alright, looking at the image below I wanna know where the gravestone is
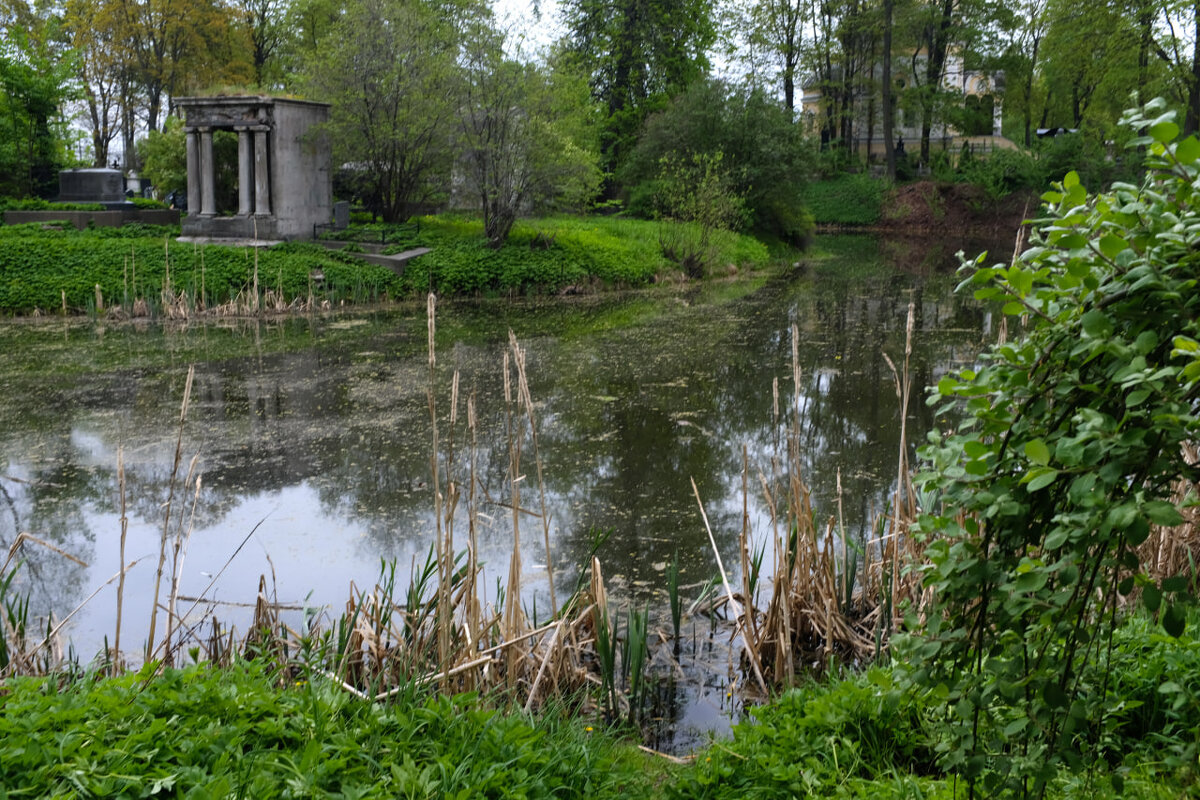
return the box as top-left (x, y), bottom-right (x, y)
top-left (58, 168), bottom-right (126, 204)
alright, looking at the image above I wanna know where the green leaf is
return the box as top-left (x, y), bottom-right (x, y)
top-left (1128, 516), bottom-right (1151, 546)
top-left (1098, 234), bottom-right (1128, 259)
top-left (1043, 682), bottom-right (1069, 709)
top-left (1143, 584), bottom-right (1162, 612)
top-left (1008, 266), bottom-right (1033, 296)
top-left (1025, 439), bottom-right (1051, 466)
top-left (1081, 309), bottom-right (1113, 338)
top-left (1163, 603), bottom-right (1186, 637)
top-left (1003, 717), bottom-right (1029, 737)
top-left (1162, 576), bottom-right (1188, 593)
top-left (1025, 468), bottom-right (1059, 492)
top-left (1150, 120), bottom-right (1180, 143)
top-left (1126, 389), bottom-right (1150, 407)
top-left (1143, 500), bottom-right (1184, 526)
top-left (1175, 135), bottom-right (1200, 164)
top-left (1062, 171), bottom-right (1080, 189)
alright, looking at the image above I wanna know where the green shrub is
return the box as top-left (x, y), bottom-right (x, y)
top-left (0, 196), bottom-right (105, 211)
top-left (129, 196), bottom-right (168, 209)
top-left (668, 668), bottom-right (937, 799)
top-left (909, 97), bottom-right (1200, 795)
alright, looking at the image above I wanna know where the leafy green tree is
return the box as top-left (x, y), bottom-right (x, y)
top-left (620, 78), bottom-right (813, 245)
top-left (301, 0), bottom-right (473, 222)
top-left (64, 0), bottom-right (125, 166)
top-left (458, 32), bottom-right (602, 247)
top-left (0, 27), bottom-right (75, 197)
top-left (559, 0), bottom-right (715, 180)
top-left (1037, 0), bottom-right (1153, 131)
top-left (137, 114), bottom-right (186, 197)
top-left (909, 97), bottom-right (1199, 795)
top-left (233, 0), bottom-right (289, 87)
top-left (740, 0), bottom-right (805, 111)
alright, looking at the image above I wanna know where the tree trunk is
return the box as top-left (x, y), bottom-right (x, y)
top-left (882, 0), bottom-right (895, 179)
top-left (919, 0), bottom-right (954, 166)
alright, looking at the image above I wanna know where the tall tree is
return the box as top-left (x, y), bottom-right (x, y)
top-left (0, 26), bottom-right (75, 196)
top-left (302, 0), bottom-right (470, 222)
top-left (64, 0), bottom-right (124, 165)
top-left (1038, 0), bottom-right (1149, 130)
top-left (560, 0), bottom-right (716, 180)
top-left (233, 0), bottom-right (288, 87)
top-left (459, 31), bottom-right (601, 246)
top-left (115, 0), bottom-right (252, 136)
top-left (882, 0), bottom-right (896, 177)
top-left (746, 0), bottom-right (805, 111)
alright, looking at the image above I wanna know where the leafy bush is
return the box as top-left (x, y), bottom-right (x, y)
top-left (800, 173), bottom-right (884, 225)
top-left (955, 146), bottom-right (1044, 198)
top-left (620, 78), bottom-right (815, 246)
top-left (908, 97), bottom-right (1200, 795)
top-left (1097, 612), bottom-right (1200, 773)
top-left (0, 196), bottom-right (105, 211)
top-left (667, 668), bottom-right (938, 799)
top-left (129, 196), bottom-right (168, 209)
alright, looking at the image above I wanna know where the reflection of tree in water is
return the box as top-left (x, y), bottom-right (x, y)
top-left (0, 442), bottom-right (102, 622)
top-left (0, 242), bottom-right (994, 630)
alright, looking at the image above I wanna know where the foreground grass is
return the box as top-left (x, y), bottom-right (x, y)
top-left (0, 661), bottom-right (657, 798)
top-left (3, 613), bottom-right (1195, 798)
top-left (0, 214), bottom-right (772, 314)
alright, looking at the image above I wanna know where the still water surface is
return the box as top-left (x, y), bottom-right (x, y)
top-left (0, 236), bottom-right (996, 723)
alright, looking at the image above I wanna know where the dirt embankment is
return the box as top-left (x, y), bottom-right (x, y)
top-left (882, 181), bottom-right (1037, 237)
top-left (822, 181), bottom-right (1038, 240)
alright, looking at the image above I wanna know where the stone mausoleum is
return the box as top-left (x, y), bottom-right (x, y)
top-left (176, 95), bottom-right (331, 242)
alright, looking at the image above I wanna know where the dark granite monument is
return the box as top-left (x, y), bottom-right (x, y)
top-left (58, 168), bottom-right (126, 204)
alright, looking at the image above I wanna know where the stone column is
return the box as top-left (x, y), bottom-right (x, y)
top-left (253, 127), bottom-right (271, 216)
top-left (185, 129), bottom-right (200, 214)
top-left (236, 127), bottom-right (253, 216)
top-left (199, 127), bottom-right (216, 216)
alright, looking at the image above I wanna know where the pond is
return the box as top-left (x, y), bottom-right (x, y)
top-left (0, 234), bottom-right (1001, 741)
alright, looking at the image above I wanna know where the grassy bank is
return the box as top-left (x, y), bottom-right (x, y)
top-left (0, 660), bottom-right (656, 798)
top-left (2, 610), bottom-right (1194, 797)
top-left (0, 214), bottom-right (772, 315)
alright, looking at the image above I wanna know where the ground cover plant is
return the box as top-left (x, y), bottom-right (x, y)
top-left (800, 173), bottom-right (884, 226)
top-left (0, 659), bottom-right (656, 798)
top-left (1, 610), bottom-right (1194, 798)
top-left (0, 214), bottom-right (772, 315)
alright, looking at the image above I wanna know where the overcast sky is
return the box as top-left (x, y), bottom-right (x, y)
top-left (492, 0), bottom-right (566, 55)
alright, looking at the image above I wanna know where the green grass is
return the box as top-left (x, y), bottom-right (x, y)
top-left (800, 173), bottom-right (886, 226)
top-left (0, 660), bottom-right (656, 798)
top-left (0, 213), bottom-right (773, 314)
top-left (3, 612), bottom-right (1194, 798)
top-left (393, 214), bottom-right (771, 294)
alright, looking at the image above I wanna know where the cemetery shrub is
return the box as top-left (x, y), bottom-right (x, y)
top-left (906, 98), bottom-right (1200, 796)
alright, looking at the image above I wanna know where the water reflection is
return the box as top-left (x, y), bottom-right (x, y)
top-left (0, 236), bottom-right (995, 662)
